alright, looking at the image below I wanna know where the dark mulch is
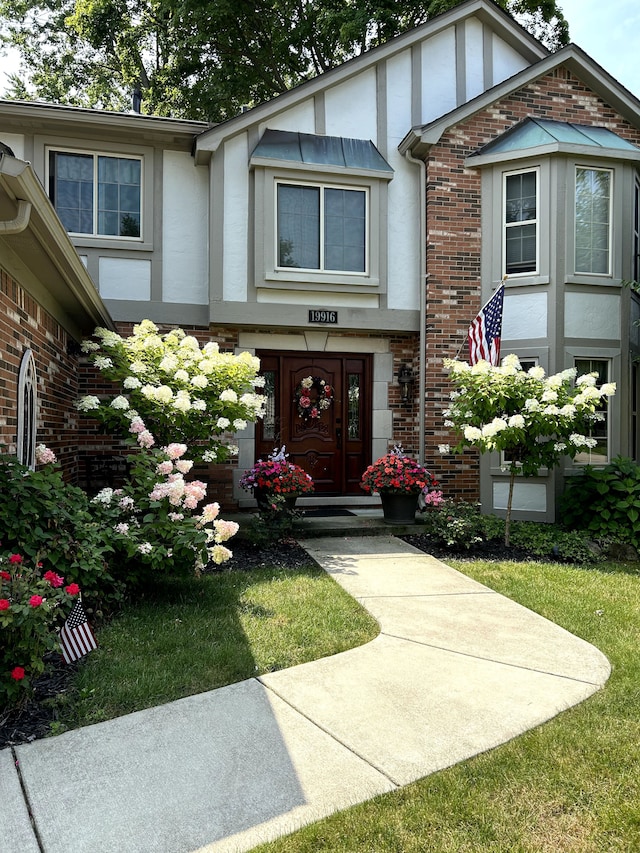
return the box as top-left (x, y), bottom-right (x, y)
top-left (402, 533), bottom-right (537, 563)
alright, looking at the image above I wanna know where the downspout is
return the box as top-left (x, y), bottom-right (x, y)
top-left (404, 148), bottom-right (427, 465)
top-left (0, 198), bottom-right (32, 234)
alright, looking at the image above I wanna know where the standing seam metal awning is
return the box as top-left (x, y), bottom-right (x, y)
top-left (250, 129), bottom-right (394, 174)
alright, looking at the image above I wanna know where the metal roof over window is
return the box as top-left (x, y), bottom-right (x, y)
top-left (250, 129), bottom-right (394, 174)
top-left (473, 117), bottom-right (639, 157)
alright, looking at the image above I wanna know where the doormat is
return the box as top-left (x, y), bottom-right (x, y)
top-left (302, 508), bottom-right (356, 517)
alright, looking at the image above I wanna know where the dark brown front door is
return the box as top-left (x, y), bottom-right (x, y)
top-left (256, 352), bottom-right (371, 495)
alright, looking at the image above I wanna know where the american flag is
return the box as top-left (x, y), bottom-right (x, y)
top-left (59, 599), bottom-right (98, 664)
top-left (468, 283), bottom-right (505, 366)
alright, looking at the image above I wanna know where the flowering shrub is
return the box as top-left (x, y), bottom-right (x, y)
top-left (0, 450), bottom-right (122, 614)
top-left (76, 320), bottom-right (265, 462)
top-left (89, 421), bottom-right (239, 583)
top-left (0, 552), bottom-right (82, 706)
top-left (239, 446), bottom-right (314, 497)
top-left (441, 354), bottom-right (616, 544)
top-left (360, 446), bottom-right (439, 495)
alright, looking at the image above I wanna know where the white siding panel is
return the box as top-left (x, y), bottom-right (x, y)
top-left (2, 134), bottom-right (25, 159)
top-left (503, 291), bottom-right (547, 339)
top-left (491, 33), bottom-right (530, 86)
top-left (260, 100), bottom-right (316, 135)
top-left (257, 289), bottom-right (378, 307)
top-left (324, 69), bottom-right (378, 140)
top-left (99, 257), bottom-right (150, 300)
top-left (465, 17), bottom-right (485, 101)
top-left (162, 151), bottom-right (208, 304)
top-left (421, 28), bottom-right (457, 124)
top-left (565, 292), bottom-right (620, 339)
top-left (493, 481), bottom-right (547, 512)
top-left (223, 134), bottom-right (250, 301)
top-left (387, 50), bottom-right (420, 311)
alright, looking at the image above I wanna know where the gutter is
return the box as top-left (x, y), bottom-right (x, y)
top-left (0, 198), bottom-right (31, 234)
top-left (403, 147), bottom-right (427, 466)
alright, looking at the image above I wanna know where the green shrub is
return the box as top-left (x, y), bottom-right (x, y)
top-left (0, 454), bottom-right (123, 615)
top-left (418, 500), bottom-right (486, 550)
top-left (560, 456), bottom-right (640, 548)
top-left (0, 552), bottom-right (83, 706)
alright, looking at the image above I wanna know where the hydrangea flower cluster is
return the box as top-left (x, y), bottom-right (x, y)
top-left (90, 420), bottom-right (238, 571)
top-left (76, 320), bottom-right (265, 461)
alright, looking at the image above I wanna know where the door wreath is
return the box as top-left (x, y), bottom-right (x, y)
top-left (294, 376), bottom-right (334, 421)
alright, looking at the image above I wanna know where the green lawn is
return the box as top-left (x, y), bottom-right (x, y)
top-left (251, 558), bottom-right (640, 853)
top-left (55, 563), bottom-right (379, 730)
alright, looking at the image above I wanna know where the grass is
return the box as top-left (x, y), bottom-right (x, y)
top-left (53, 562), bottom-right (379, 730)
top-left (248, 557), bottom-right (640, 853)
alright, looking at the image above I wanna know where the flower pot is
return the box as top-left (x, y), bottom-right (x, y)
top-left (380, 491), bottom-right (419, 524)
top-left (254, 488), bottom-right (298, 513)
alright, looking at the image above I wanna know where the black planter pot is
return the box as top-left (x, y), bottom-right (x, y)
top-left (379, 491), bottom-right (419, 524)
top-left (254, 488), bottom-right (298, 512)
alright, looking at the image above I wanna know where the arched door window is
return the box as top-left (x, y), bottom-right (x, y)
top-left (17, 349), bottom-right (37, 469)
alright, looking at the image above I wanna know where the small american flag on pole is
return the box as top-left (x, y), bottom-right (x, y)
top-left (59, 598), bottom-right (98, 664)
top-left (468, 283), bottom-right (505, 366)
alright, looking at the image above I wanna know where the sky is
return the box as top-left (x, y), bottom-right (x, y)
top-left (0, 2), bottom-right (639, 99)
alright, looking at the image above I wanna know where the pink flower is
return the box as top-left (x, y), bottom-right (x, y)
top-left (299, 396), bottom-right (311, 408)
top-left (8, 554), bottom-right (23, 564)
top-left (29, 595), bottom-right (43, 607)
top-left (35, 444), bottom-right (57, 465)
top-left (11, 666), bottom-right (25, 681)
top-left (175, 459), bottom-right (193, 474)
top-left (165, 443), bottom-right (188, 460)
top-left (43, 570), bottom-right (64, 588)
top-left (200, 503), bottom-right (220, 523)
top-left (65, 583), bottom-right (80, 596)
top-left (137, 430), bottom-right (155, 448)
top-left (156, 460), bottom-right (173, 475)
top-left (0, 599), bottom-right (10, 610)
top-left (129, 417), bottom-right (146, 434)
top-left (0, 570), bottom-right (10, 581)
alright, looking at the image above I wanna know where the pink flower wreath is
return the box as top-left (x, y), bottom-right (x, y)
top-left (294, 376), bottom-right (334, 421)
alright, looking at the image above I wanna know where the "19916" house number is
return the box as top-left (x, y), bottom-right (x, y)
top-left (308, 309), bottom-right (338, 324)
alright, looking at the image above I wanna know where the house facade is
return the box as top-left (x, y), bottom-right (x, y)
top-left (1, 0), bottom-right (639, 517)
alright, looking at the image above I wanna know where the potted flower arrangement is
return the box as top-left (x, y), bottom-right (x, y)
top-left (239, 446), bottom-right (314, 511)
top-left (360, 444), bottom-right (439, 524)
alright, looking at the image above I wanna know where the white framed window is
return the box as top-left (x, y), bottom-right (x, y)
top-left (17, 349), bottom-right (37, 470)
top-left (48, 149), bottom-right (142, 239)
top-left (634, 174), bottom-right (640, 283)
top-left (574, 357), bottom-right (611, 465)
top-left (276, 181), bottom-right (368, 275)
top-left (575, 167), bottom-right (612, 275)
top-left (503, 169), bottom-right (538, 276)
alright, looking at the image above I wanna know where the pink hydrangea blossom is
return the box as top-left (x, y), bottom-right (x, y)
top-left (175, 459), bottom-right (193, 474)
top-left (213, 519), bottom-right (239, 542)
top-left (137, 430), bottom-right (155, 448)
top-left (156, 460), bottom-right (174, 475)
top-left (35, 444), bottom-right (57, 465)
top-left (129, 417), bottom-right (146, 434)
top-left (200, 503), bottom-right (220, 523)
top-left (165, 443), bottom-right (187, 459)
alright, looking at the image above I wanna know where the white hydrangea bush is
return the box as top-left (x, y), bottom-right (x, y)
top-left (77, 320), bottom-right (265, 462)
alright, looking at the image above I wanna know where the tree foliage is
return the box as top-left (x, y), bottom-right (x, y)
top-left (0, 0), bottom-right (568, 120)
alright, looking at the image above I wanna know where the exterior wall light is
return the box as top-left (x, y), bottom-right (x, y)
top-left (398, 364), bottom-right (414, 403)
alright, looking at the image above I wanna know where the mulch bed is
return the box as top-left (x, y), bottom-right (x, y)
top-left (2, 534), bottom-right (537, 750)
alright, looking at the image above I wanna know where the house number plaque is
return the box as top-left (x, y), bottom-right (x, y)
top-left (308, 309), bottom-right (338, 324)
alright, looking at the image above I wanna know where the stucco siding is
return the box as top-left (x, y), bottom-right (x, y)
top-left (162, 150), bottom-right (208, 305)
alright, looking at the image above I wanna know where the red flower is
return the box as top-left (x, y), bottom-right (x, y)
top-left (43, 570), bottom-right (65, 588)
top-left (324, 385), bottom-right (332, 396)
top-left (0, 570), bottom-right (10, 581)
top-left (8, 554), bottom-right (23, 564)
top-left (0, 599), bottom-right (10, 610)
top-left (65, 583), bottom-right (80, 596)
top-left (299, 396), bottom-right (311, 408)
top-left (11, 667), bottom-right (25, 680)
top-left (29, 595), bottom-right (44, 607)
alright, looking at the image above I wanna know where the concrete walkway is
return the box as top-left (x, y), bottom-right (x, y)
top-left (2, 536), bottom-right (610, 853)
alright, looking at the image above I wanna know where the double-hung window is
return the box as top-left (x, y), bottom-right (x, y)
top-left (276, 182), bottom-right (367, 274)
top-left (575, 167), bottom-right (612, 275)
top-left (504, 169), bottom-right (538, 275)
top-left (49, 150), bottom-right (142, 239)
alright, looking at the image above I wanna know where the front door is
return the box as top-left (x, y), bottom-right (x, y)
top-left (256, 352), bottom-right (371, 495)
